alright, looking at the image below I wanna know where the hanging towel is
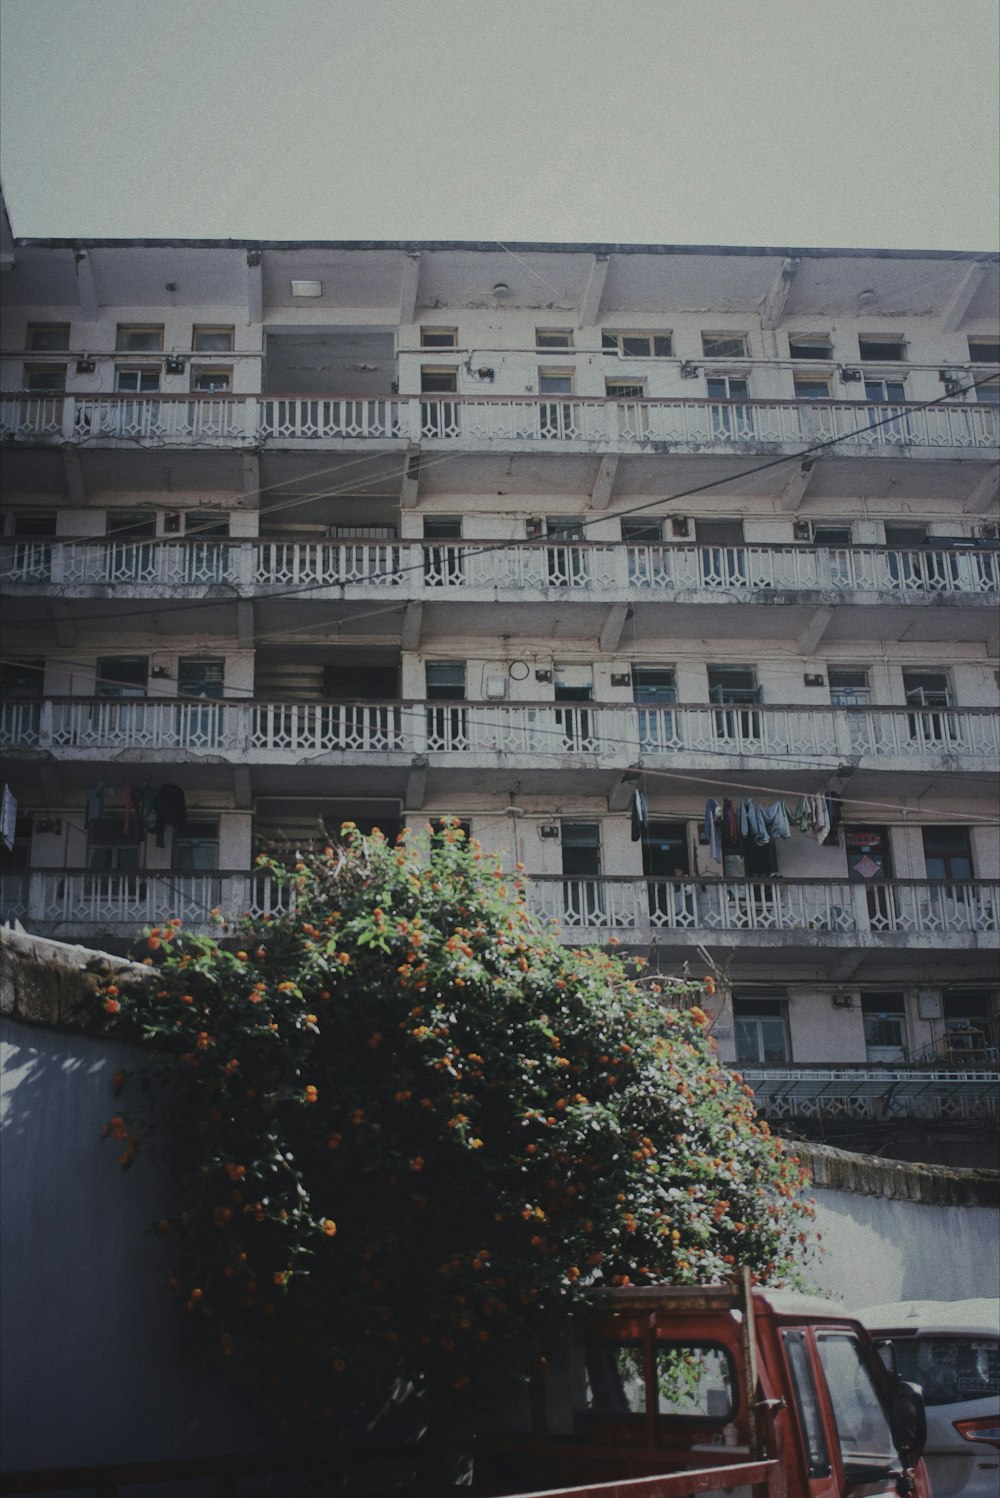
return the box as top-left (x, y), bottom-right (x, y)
top-left (762, 800), bottom-right (790, 839)
top-left (155, 783), bottom-right (187, 848)
top-left (786, 796), bottom-right (813, 833)
top-left (630, 787), bottom-right (649, 842)
top-left (704, 799), bottom-right (722, 863)
top-left (741, 799), bottom-right (770, 846)
top-left (811, 792), bottom-right (830, 842)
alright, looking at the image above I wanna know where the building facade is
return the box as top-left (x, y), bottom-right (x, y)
top-left (1, 211), bottom-right (998, 1160)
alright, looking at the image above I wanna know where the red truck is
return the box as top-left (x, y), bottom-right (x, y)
top-left (473, 1274), bottom-right (930, 1498)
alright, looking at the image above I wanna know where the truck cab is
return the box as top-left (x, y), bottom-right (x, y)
top-left (474, 1280), bottom-right (930, 1498)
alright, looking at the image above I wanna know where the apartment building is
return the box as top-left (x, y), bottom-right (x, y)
top-left (1, 209), bottom-right (998, 1160)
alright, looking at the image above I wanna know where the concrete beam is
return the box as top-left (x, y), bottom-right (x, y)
top-left (233, 766), bottom-right (252, 809)
top-left (74, 251), bottom-right (98, 322)
top-left (405, 755), bottom-right (428, 810)
top-left (246, 252), bottom-right (263, 324)
top-left (50, 600), bottom-right (76, 647)
top-left (400, 445), bottom-right (421, 508)
top-left (598, 602), bottom-right (629, 653)
top-left (829, 950), bottom-right (866, 982)
top-left (578, 254), bottom-right (610, 327)
top-left (236, 600), bottom-right (255, 649)
top-left (963, 466), bottom-right (1000, 515)
top-left (590, 454), bottom-right (619, 509)
top-left (797, 606), bottom-right (835, 655)
top-left (940, 260), bottom-right (991, 333)
top-left (779, 459), bottom-right (816, 512)
top-left (62, 448), bottom-right (86, 506)
top-left (608, 774), bottom-right (639, 813)
top-left (758, 257), bottom-right (800, 330)
top-left (242, 452), bottom-right (260, 507)
top-left (401, 602), bottom-right (423, 650)
top-left (399, 251), bottom-right (421, 324)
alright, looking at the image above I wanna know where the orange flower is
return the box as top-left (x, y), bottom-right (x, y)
top-left (368, 1032), bottom-right (382, 1050)
top-left (304, 1085), bottom-right (318, 1103)
top-left (320, 1218), bottom-right (337, 1237)
top-left (703, 976), bottom-right (717, 996)
top-left (351, 1108), bottom-right (365, 1126)
top-left (103, 998), bottom-right (121, 1015)
top-left (327, 1133), bottom-right (343, 1150)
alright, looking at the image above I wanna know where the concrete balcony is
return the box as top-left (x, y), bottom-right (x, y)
top-left (3, 539), bottom-right (997, 651)
top-left (3, 699), bottom-right (997, 797)
top-left (741, 1064), bottom-right (998, 1123)
top-left (2, 391), bottom-right (996, 460)
top-left (2, 872), bottom-right (996, 970)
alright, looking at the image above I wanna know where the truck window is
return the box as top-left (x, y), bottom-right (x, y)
top-left (815, 1331), bottom-right (897, 1480)
top-left (583, 1341), bottom-right (736, 1420)
top-left (782, 1329), bottom-right (833, 1479)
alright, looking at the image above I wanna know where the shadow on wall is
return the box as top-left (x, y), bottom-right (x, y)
top-left (0, 1018), bottom-right (264, 1472)
top-left (809, 1186), bottom-right (1000, 1305)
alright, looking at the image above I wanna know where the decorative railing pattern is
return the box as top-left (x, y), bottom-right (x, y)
top-left (1, 392), bottom-right (996, 453)
top-left (741, 1066), bottom-right (998, 1121)
top-left (4, 697), bottom-right (997, 765)
top-left (3, 871), bottom-right (997, 941)
top-left (4, 537), bottom-right (997, 597)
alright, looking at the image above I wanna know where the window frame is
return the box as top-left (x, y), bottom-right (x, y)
top-left (25, 324), bottom-right (71, 352)
top-left (967, 338), bottom-right (999, 364)
top-left (701, 332), bottom-right (749, 359)
top-left (601, 330), bottom-right (673, 358)
top-left (189, 366), bottom-right (233, 393)
top-left (115, 366), bottom-right (161, 394)
top-left (419, 327), bottom-right (459, 349)
top-left (116, 324), bottom-right (164, 353)
top-left (733, 995), bottom-right (791, 1064)
top-left (858, 335), bottom-right (907, 363)
top-left (793, 376), bottom-right (832, 400)
top-left (191, 325), bottom-right (235, 353)
top-left (535, 328), bottom-right (574, 350)
top-left (788, 333), bottom-right (834, 361)
top-left (22, 364), bottom-right (67, 393)
top-left (605, 378), bottom-right (647, 399)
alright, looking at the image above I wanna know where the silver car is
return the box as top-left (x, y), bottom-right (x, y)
top-left (857, 1299), bottom-right (999, 1498)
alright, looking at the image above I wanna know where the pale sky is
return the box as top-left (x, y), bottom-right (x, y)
top-left (1, 0), bottom-right (998, 250)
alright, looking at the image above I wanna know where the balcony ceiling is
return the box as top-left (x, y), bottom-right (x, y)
top-left (6, 243), bottom-right (998, 325)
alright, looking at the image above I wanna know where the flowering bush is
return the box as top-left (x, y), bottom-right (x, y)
top-left (99, 821), bottom-right (816, 1428)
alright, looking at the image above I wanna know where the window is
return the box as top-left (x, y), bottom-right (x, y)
top-left (702, 332), bottom-right (748, 359)
top-left (190, 367), bottom-right (232, 393)
top-left (788, 333), bottom-right (833, 360)
top-left (814, 1332), bottom-right (897, 1482)
top-left (420, 366), bottom-right (457, 392)
top-left (859, 335), bottom-right (906, 361)
top-left (561, 823), bottom-right (602, 925)
top-left (706, 376), bottom-right (753, 439)
top-left (968, 338), bottom-right (1000, 363)
top-left (425, 661), bottom-right (466, 750)
top-left (185, 511), bottom-right (229, 538)
top-left (976, 376), bottom-right (1000, 404)
top-left (539, 369), bottom-right (574, 394)
top-left (116, 368), bottom-right (161, 393)
top-left (178, 658), bottom-right (225, 698)
top-left (734, 997), bottom-right (790, 1063)
top-left (1, 658), bottom-right (44, 697)
top-left (707, 664), bottom-right (759, 704)
top-left (782, 1331), bottom-right (832, 1480)
top-left (23, 364), bottom-right (66, 393)
top-left (26, 324), bottom-right (70, 352)
top-left (116, 325), bottom-right (164, 352)
top-left (173, 820), bottom-right (220, 871)
top-left (862, 992), bottom-right (907, 1060)
top-left (892, 1334), bottom-right (999, 1408)
top-left (922, 826), bottom-right (973, 882)
top-left (580, 1340), bottom-right (735, 1421)
top-left (811, 524), bottom-right (853, 545)
top-left (539, 369), bottom-right (575, 440)
top-left (87, 817), bottom-right (142, 872)
top-left (192, 326), bottom-right (234, 352)
top-left (902, 669), bottom-right (950, 708)
top-left (425, 660), bottom-right (465, 699)
top-left (793, 377), bottom-right (831, 400)
top-left (942, 990), bottom-right (999, 1058)
top-left (829, 668), bottom-right (871, 706)
top-left (420, 328), bottom-right (458, 348)
top-left (96, 656), bottom-right (148, 699)
top-left (864, 378), bottom-right (906, 403)
top-left (621, 516), bottom-right (664, 543)
top-left (601, 331), bottom-right (672, 358)
top-left (536, 328), bottom-right (573, 349)
top-left (605, 379), bottom-right (646, 398)
top-left (423, 515), bottom-right (463, 585)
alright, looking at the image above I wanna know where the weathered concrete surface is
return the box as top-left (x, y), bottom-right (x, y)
top-left (0, 924), bottom-right (154, 1030)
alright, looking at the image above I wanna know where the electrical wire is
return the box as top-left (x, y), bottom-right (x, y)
top-left (5, 376), bottom-right (998, 627)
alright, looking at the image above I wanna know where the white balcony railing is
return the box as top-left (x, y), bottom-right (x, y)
top-left (3, 698), bottom-right (998, 766)
top-left (3, 538), bottom-right (998, 598)
top-left (3, 871), bottom-right (997, 942)
top-left (741, 1067), bottom-right (998, 1121)
top-left (1, 392), bottom-right (996, 454)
